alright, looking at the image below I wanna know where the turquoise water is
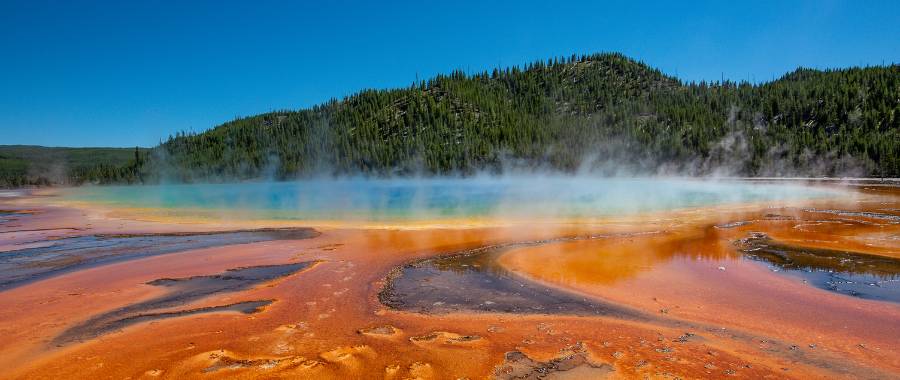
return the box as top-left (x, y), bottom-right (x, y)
top-left (58, 178), bottom-right (843, 221)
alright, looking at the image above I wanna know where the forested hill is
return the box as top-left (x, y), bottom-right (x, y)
top-left (0, 146), bottom-right (144, 187)
top-left (7, 53), bottom-right (900, 186)
top-left (147, 53), bottom-right (899, 181)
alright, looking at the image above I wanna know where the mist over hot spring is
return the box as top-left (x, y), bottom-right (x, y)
top-left (57, 176), bottom-right (846, 222)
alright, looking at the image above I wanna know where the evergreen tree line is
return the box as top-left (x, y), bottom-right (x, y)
top-left (9, 53), bottom-right (900, 186)
top-left (0, 146), bottom-right (143, 188)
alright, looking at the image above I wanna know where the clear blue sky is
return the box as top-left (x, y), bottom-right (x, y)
top-left (1, 0), bottom-right (898, 148)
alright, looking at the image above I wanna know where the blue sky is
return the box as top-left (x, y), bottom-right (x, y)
top-left (1, 0), bottom-right (898, 148)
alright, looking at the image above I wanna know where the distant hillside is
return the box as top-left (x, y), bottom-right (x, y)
top-left (142, 53), bottom-right (899, 181)
top-left (10, 53), bottom-right (900, 186)
top-left (0, 146), bottom-right (144, 187)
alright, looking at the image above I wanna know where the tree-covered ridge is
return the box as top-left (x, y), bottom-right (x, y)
top-left (7, 53), bottom-right (899, 187)
top-left (145, 53), bottom-right (898, 182)
top-left (0, 146), bottom-right (144, 187)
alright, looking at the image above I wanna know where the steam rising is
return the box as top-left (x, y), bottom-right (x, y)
top-left (60, 176), bottom-right (846, 223)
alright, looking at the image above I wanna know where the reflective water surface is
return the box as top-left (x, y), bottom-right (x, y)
top-left (56, 178), bottom-right (842, 221)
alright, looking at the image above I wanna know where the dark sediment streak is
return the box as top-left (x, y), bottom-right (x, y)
top-left (737, 233), bottom-right (900, 302)
top-left (803, 208), bottom-right (900, 222)
top-left (78, 300), bottom-right (274, 343)
top-left (0, 228), bottom-right (319, 290)
top-left (0, 211), bottom-right (17, 223)
top-left (379, 234), bottom-right (656, 319)
top-left (53, 262), bottom-right (316, 346)
top-left (0, 209), bottom-right (35, 227)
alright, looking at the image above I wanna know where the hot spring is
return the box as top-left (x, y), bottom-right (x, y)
top-left (4, 177), bottom-right (900, 379)
top-left (54, 177), bottom-right (845, 222)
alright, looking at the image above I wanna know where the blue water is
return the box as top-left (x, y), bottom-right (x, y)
top-left (58, 177), bottom-right (842, 221)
